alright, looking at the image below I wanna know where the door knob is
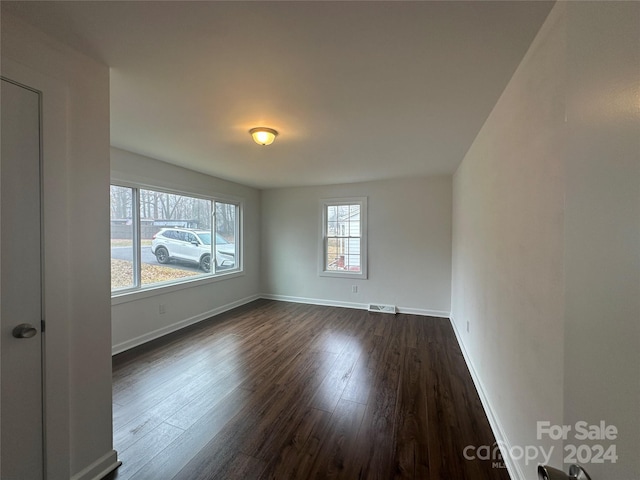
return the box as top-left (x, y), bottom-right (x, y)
top-left (12, 323), bottom-right (37, 339)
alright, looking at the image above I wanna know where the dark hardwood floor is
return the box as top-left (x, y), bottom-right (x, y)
top-left (106, 300), bottom-right (509, 480)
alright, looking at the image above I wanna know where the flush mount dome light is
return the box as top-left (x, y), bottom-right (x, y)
top-left (249, 127), bottom-right (278, 146)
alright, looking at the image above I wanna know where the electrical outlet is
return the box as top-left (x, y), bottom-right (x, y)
top-left (159, 304), bottom-right (166, 315)
top-left (352, 285), bottom-right (358, 293)
top-left (466, 320), bottom-right (470, 333)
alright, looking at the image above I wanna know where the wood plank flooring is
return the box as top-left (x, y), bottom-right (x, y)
top-left (106, 300), bottom-right (510, 480)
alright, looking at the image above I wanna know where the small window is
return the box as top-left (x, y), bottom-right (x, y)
top-left (320, 197), bottom-right (367, 279)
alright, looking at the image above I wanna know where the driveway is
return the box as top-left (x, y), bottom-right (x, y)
top-left (110, 246), bottom-right (201, 273)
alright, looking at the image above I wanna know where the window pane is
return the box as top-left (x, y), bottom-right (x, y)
top-left (215, 201), bottom-right (238, 272)
top-left (349, 204), bottom-right (360, 222)
top-left (111, 186), bottom-right (135, 290)
top-left (326, 237), bottom-right (341, 270)
top-left (346, 255), bottom-right (361, 272)
top-left (347, 238), bottom-right (361, 255)
top-left (337, 205), bottom-right (350, 221)
top-left (327, 205), bottom-right (337, 221)
top-left (141, 189), bottom-right (212, 286)
top-left (350, 218), bottom-right (360, 236)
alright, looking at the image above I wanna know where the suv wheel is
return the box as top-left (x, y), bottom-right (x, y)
top-left (200, 254), bottom-right (211, 272)
top-left (155, 247), bottom-right (170, 264)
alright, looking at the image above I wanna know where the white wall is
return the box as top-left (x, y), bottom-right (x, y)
top-left (452, 2), bottom-right (640, 479)
top-left (1, 12), bottom-right (117, 480)
top-left (110, 148), bottom-right (261, 353)
top-left (451, 4), bottom-right (566, 476)
top-left (261, 176), bottom-right (452, 316)
top-left (563, 2), bottom-right (640, 478)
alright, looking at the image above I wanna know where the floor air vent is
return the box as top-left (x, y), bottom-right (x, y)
top-left (368, 304), bottom-right (397, 314)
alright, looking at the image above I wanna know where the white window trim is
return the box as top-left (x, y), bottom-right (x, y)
top-left (111, 269), bottom-right (245, 305)
top-left (110, 182), bottom-right (244, 297)
top-left (319, 197), bottom-right (368, 279)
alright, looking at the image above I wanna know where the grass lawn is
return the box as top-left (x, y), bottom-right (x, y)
top-left (111, 259), bottom-right (200, 289)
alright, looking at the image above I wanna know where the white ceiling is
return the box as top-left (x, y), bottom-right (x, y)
top-left (5, 1), bottom-right (553, 189)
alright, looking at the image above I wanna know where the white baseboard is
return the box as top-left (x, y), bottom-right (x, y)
top-left (449, 314), bottom-right (524, 480)
top-left (396, 306), bottom-right (451, 318)
top-left (112, 294), bottom-right (261, 355)
top-left (260, 294), bottom-right (450, 319)
top-left (70, 450), bottom-right (121, 480)
top-left (260, 293), bottom-right (368, 311)
top-left (112, 293), bottom-right (450, 355)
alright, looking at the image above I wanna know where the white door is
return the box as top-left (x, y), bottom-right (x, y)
top-left (0, 78), bottom-right (44, 480)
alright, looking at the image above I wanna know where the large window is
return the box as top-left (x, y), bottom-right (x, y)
top-left (320, 197), bottom-right (367, 279)
top-left (111, 184), bottom-right (241, 293)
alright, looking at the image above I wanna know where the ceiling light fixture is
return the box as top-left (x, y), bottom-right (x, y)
top-left (249, 127), bottom-right (278, 146)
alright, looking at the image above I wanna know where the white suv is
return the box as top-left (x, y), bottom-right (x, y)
top-left (151, 228), bottom-right (235, 272)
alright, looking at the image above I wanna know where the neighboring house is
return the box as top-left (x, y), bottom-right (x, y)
top-left (327, 205), bottom-right (361, 271)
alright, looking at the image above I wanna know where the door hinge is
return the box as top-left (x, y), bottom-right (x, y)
top-left (41, 320), bottom-right (46, 333)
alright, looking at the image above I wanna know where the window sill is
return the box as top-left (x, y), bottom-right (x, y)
top-left (111, 269), bottom-right (244, 306)
top-left (319, 270), bottom-right (368, 280)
